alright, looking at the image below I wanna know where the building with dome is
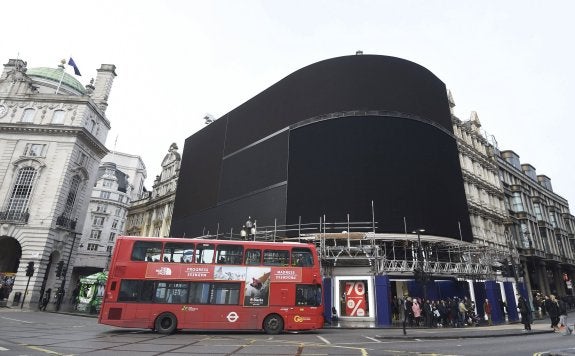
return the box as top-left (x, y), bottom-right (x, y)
top-left (0, 58), bottom-right (116, 309)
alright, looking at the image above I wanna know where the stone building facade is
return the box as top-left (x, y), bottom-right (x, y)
top-left (72, 152), bottom-right (146, 290)
top-left (0, 58), bottom-right (116, 308)
top-left (125, 143), bottom-right (180, 238)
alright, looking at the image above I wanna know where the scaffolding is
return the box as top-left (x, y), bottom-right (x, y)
top-left (199, 218), bottom-right (512, 280)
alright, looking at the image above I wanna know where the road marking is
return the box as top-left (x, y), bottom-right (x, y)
top-left (0, 346), bottom-right (9, 351)
top-left (364, 336), bottom-right (381, 343)
top-left (0, 316), bottom-right (33, 324)
top-left (316, 335), bottom-right (331, 344)
top-left (27, 345), bottom-right (64, 355)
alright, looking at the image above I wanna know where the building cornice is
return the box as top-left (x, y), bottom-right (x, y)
top-left (0, 94), bottom-right (111, 129)
top-left (0, 123), bottom-right (109, 157)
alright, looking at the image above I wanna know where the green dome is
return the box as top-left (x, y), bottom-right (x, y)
top-left (27, 67), bottom-right (85, 94)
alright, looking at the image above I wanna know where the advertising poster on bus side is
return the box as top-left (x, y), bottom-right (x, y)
top-left (244, 267), bottom-right (270, 307)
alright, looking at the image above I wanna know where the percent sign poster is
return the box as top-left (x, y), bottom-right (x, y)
top-left (345, 281), bottom-right (366, 317)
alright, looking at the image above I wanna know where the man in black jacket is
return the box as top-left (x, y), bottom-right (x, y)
top-left (517, 293), bottom-right (532, 331)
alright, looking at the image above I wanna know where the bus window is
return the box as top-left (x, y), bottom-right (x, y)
top-left (210, 282), bottom-right (240, 305)
top-left (164, 243), bottom-right (194, 263)
top-left (216, 245), bottom-right (243, 265)
top-left (291, 248), bottom-right (314, 267)
top-left (263, 250), bottom-right (290, 266)
top-left (244, 249), bottom-right (261, 265)
top-left (131, 241), bottom-right (162, 262)
top-left (195, 244), bottom-right (214, 264)
top-left (296, 284), bottom-right (322, 306)
top-left (189, 282), bottom-right (211, 304)
top-left (118, 280), bottom-right (154, 302)
top-left (155, 282), bottom-right (189, 304)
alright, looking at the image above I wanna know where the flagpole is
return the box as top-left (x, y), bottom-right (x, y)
top-left (55, 59), bottom-right (66, 95)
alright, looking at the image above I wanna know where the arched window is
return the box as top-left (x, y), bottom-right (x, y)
top-left (62, 175), bottom-right (81, 219)
top-left (6, 167), bottom-right (37, 218)
top-left (52, 110), bottom-right (65, 124)
top-left (21, 108), bottom-right (35, 123)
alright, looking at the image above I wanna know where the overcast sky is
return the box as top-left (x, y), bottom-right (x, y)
top-left (5, 0), bottom-right (574, 210)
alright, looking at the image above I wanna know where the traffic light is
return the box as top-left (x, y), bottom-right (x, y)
top-left (55, 261), bottom-right (65, 277)
top-left (25, 261), bottom-right (34, 277)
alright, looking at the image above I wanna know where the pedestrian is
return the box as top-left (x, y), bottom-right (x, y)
top-left (545, 294), bottom-right (560, 330)
top-left (331, 306), bottom-right (338, 324)
top-left (558, 296), bottom-right (568, 332)
top-left (517, 293), bottom-right (532, 331)
top-left (458, 298), bottom-right (468, 327)
top-left (450, 298), bottom-right (459, 327)
top-left (412, 298), bottom-right (422, 326)
top-left (403, 296), bottom-right (414, 327)
top-left (41, 288), bottom-right (51, 311)
top-left (483, 298), bottom-right (493, 326)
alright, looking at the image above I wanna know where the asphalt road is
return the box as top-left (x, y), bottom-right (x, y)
top-left (1, 308), bottom-right (575, 355)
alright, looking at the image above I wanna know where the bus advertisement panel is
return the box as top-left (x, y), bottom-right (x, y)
top-left (98, 236), bottom-right (323, 334)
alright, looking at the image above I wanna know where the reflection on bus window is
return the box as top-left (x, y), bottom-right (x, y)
top-left (195, 244), bottom-right (214, 264)
top-left (291, 248), bottom-right (314, 267)
top-left (131, 241), bottom-right (162, 262)
top-left (164, 243), bottom-right (194, 263)
top-left (263, 250), bottom-right (290, 266)
top-left (244, 249), bottom-right (261, 265)
top-left (216, 245), bottom-right (243, 265)
top-left (118, 280), bottom-right (154, 302)
top-left (210, 283), bottom-right (240, 304)
top-left (189, 282), bottom-right (211, 304)
top-left (296, 284), bottom-right (322, 306)
top-left (155, 282), bottom-right (189, 303)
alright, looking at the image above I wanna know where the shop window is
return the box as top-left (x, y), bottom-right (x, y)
top-left (339, 280), bottom-right (368, 317)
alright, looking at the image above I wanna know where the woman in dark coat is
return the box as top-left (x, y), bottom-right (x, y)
top-left (544, 294), bottom-right (560, 330)
top-left (517, 293), bottom-right (531, 331)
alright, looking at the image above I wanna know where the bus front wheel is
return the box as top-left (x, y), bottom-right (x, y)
top-left (263, 314), bottom-right (284, 334)
top-left (155, 312), bottom-right (177, 334)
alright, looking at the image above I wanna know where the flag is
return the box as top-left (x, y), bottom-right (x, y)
top-left (67, 57), bottom-right (81, 76)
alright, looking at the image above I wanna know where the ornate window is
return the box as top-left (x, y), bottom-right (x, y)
top-left (21, 108), bottom-right (35, 123)
top-left (52, 110), bottom-right (65, 124)
top-left (24, 143), bottom-right (46, 157)
top-left (6, 167), bottom-right (37, 216)
top-left (62, 175), bottom-right (81, 219)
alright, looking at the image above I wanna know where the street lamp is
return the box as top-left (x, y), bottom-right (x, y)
top-left (55, 231), bottom-right (80, 311)
top-left (412, 229), bottom-right (429, 299)
top-left (240, 216), bottom-right (256, 240)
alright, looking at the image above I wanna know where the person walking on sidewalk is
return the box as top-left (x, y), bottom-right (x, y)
top-left (517, 293), bottom-right (532, 331)
top-left (483, 298), bottom-right (493, 326)
top-left (545, 294), bottom-right (560, 330)
top-left (558, 296), bottom-right (568, 332)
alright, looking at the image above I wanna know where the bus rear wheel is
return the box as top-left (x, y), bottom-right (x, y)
top-left (155, 312), bottom-right (177, 334)
top-left (263, 314), bottom-right (284, 334)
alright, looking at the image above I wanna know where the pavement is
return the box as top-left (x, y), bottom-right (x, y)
top-left (325, 318), bottom-right (559, 339)
top-left (1, 304), bottom-right (562, 339)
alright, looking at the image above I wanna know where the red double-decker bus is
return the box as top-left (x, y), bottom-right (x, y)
top-left (98, 236), bottom-right (324, 334)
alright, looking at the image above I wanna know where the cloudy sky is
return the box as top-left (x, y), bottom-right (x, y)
top-left (5, 0), bottom-right (574, 208)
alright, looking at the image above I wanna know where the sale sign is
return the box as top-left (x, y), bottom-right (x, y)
top-left (344, 281), bottom-right (366, 317)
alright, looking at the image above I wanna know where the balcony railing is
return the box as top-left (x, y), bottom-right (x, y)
top-left (0, 210), bottom-right (30, 224)
top-left (56, 215), bottom-right (77, 230)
